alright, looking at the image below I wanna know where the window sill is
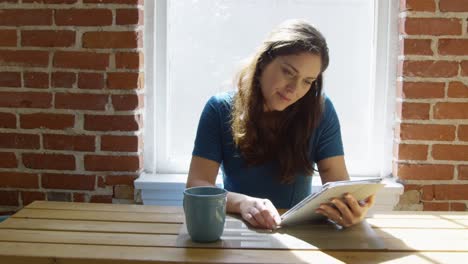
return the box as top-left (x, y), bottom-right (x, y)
top-left (135, 173), bottom-right (403, 212)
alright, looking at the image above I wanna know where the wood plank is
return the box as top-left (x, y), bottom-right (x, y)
top-left (25, 201), bottom-right (183, 214)
top-left (323, 251), bottom-right (468, 264)
top-left (367, 218), bottom-right (468, 229)
top-left (0, 229), bottom-right (179, 247)
top-left (12, 209), bottom-right (184, 223)
top-left (0, 218), bottom-right (181, 234)
top-left (0, 242), bottom-right (343, 264)
top-left (369, 212), bottom-right (468, 220)
top-left (0, 241), bottom-right (466, 264)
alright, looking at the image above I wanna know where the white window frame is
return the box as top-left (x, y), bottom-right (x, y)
top-left (143, 0), bottom-right (399, 180)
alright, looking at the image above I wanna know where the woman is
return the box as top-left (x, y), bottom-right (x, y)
top-left (186, 19), bottom-right (375, 229)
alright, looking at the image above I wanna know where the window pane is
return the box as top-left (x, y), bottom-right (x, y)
top-left (162, 0), bottom-right (375, 175)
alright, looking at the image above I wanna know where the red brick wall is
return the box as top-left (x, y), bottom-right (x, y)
top-left (395, 0), bottom-right (468, 211)
top-left (0, 0), bottom-right (144, 214)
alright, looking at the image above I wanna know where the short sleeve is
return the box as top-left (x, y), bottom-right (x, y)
top-left (314, 97), bottom-right (344, 162)
top-left (192, 96), bottom-right (223, 163)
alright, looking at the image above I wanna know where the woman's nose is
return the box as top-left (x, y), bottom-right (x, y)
top-left (286, 78), bottom-right (299, 93)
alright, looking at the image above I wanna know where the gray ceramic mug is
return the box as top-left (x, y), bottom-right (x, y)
top-left (183, 186), bottom-right (227, 242)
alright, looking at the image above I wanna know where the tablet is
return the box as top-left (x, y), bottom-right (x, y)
top-left (280, 178), bottom-right (385, 226)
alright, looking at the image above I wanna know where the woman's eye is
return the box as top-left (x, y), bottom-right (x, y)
top-left (282, 68), bottom-right (294, 77)
top-left (304, 80), bottom-right (312, 86)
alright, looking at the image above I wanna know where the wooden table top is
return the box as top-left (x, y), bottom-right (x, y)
top-left (0, 201), bottom-right (466, 264)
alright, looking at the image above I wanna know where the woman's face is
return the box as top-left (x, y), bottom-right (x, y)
top-left (259, 52), bottom-right (322, 112)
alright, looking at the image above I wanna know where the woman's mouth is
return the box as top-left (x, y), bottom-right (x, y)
top-left (278, 92), bottom-right (291, 102)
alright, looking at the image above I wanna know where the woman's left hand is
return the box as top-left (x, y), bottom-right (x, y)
top-left (315, 193), bottom-right (375, 227)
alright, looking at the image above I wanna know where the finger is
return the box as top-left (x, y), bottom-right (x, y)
top-left (249, 207), bottom-right (268, 228)
top-left (364, 194), bottom-right (376, 208)
top-left (319, 204), bottom-right (343, 223)
top-left (331, 199), bottom-right (354, 224)
top-left (254, 200), bottom-right (276, 229)
top-left (263, 200), bottom-right (282, 227)
top-left (242, 212), bottom-right (260, 227)
top-left (343, 194), bottom-right (361, 216)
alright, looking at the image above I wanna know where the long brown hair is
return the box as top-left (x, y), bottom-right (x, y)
top-left (231, 19), bottom-right (330, 183)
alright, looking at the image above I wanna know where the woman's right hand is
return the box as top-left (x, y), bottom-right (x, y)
top-left (239, 197), bottom-right (281, 229)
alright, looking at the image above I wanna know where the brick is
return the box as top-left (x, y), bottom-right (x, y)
top-left (55, 93), bottom-right (108, 110)
top-left (54, 51), bottom-right (109, 70)
top-left (447, 81), bottom-right (468, 98)
top-left (459, 165), bottom-right (468, 180)
top-left (432, 144), bottom-right (468, 161)
top-left (107, 72), bottom-right (144, 90)
top-left (84, 0), bottom-right (143, 4)
top-left (0, 50), bottom-right (49, 67)
top-left (450, 203), bottom-right (466, 211)
top-left (47, 192), bottom-right (71, 202)
top-left (401, 17), bottom-right (461, 35)
top-left (401, 38), bottom-right (432, 55)
top-left (20, 113), bottom-right (74, 130)
top-left (0, 133), bottom-right (40, 149)
top-left (0, 92), bottom-right (51, 108)
top-left (0, 30), bottom-right (17, 47)
top-left (101, 135), bottom-right (140, 152)
top-left (97, 176), bottom-right (105, 188)
top-left (0, 72), bottom-right (21, 87)
top-left (462, 61), bottom-right (468, 76)
top-left (401, 0), bottom-right (436, 11)
top-left (438, 39), bottom-right (468, 55)
top-left (398, 82), bottom-right (445, 99)
top-left (423, 202), bottom-right (449, 211)
top-left (402, 60), bottom-right (458, 77)
top-left (0, 152), bottom-right (17, 168)
top-left (52, 72), bottom-right (76, 88)
top-left (397, 144), bottom-right (428, 160)
top-left (21, 191), bottom-right (45, 206)
top-left (22, 30), bottom-right (75, 48)
top-left (434, 184), bottom-right (468, 200)
top-left (23, 153), bottom-right (75, 170)
top-left (434, 102), bottom-right (468, 119)
top-left (42, 173), bottom-right (95, 190)
top-left (23, 0), bottom-right (77, 3)
top-left (24, 72), bottom-right (49, 89)
top-left (459, 125), bottom-right (468, 141)
top-left (0, 172), bottom-right (38, 188)
top-left (439, 0), bottom-right (468, 12)
top-left (89, 195), bottom-right (112, 203)
top-left (422, 185), bottom-right (434, 200)
top-left (73, 193), bottom-right (86, 202)
top-left (116, 9), bottom-right (143, 25)
top-left (114, 185), bottom-right (133, 199)
top-left (78, 72), bottom-right (104, 89)
top-left (0, 9), bottom-right (52, 26)
top-left (43, 134), bottom-right (95, 152)
top-left (55, 9), bottom-right (112, 26)
top-left (401, 102), bottom-right (430, 120)
top-left (112, 94), bottom-right (144, 111)
top-left (403, 184), bottom-right (421, 192)
top-left (399, 124), bottom-right (455, 141)
top-left (0, 112), bottom-right (16, 128)
top-left (115, 52), bottom-right (143, 69)
top-left (0, 191), bottom-right (19, 206)
top-left (84, 114), bottom-right (142, 131)
top-left (84, 155), bottom-right (141, 172)
top-left (105, 175), bottom-right (137, 186)
top-left (83, 31), bottom-right (142, 49)
top-left (397, 163), bottom-right (454, 180)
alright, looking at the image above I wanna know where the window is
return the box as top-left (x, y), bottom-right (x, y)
top-left (144, 0), bottom-right (398, 179)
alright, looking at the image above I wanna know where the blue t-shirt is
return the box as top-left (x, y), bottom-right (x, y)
top-left (192, 92), bottom-right (344, 209)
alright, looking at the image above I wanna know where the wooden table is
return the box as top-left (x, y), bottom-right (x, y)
top-left (0, 201), bottom-right (466, 264)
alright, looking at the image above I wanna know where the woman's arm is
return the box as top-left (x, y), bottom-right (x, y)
top-left (187, 156), bottom-right (280, 229)
top-left (316, 155), bottom-right (375, 227)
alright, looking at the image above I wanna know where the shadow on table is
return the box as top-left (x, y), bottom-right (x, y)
top-left (176, 214), bottom-right (439, 264)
